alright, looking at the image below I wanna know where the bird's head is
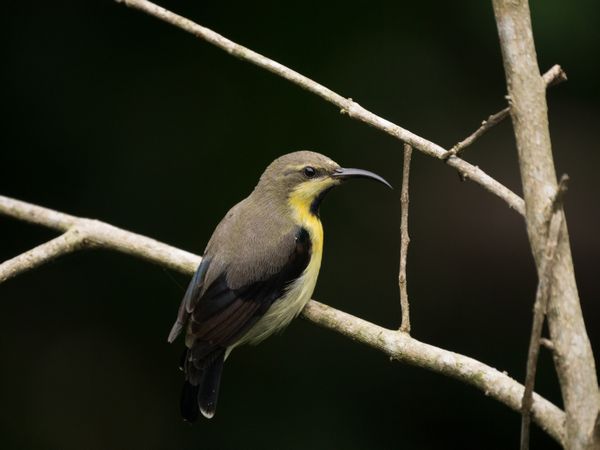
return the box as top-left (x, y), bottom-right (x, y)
top-left (255, 150), bottom-right (391, 217)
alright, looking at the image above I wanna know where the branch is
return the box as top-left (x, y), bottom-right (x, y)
top-left (398, 144), bottom-right (412, 333)
top-left (303, 301), bottom-right (565, 445)
top-left (443, 107), bottom-right (509, 160)
top-left (115, 0), bottom-right (525, 216)
top-left (0, 193), bottom-right (565, 444)
top-left (542, 64), bottom-right (569, 88)
top-left (443, 64), bottom-right (567, 159)
top-left (493, 2), bottom-right (599, 448)
top-left (521, 175), bottom-right (569, 450)
top-left (0, 196), bottom-right (200, 274)
top-left (0, 229), bottom-right (86, 283)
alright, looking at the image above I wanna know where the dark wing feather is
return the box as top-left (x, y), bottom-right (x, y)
top-left (171, 225), bottom-right (311, 420)
top-left (167, 257), bottom-right (210, 343)
top-left (177, 227), bottom-right (311, 362)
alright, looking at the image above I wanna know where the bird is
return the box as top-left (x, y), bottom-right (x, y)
top-left (167, 150), bottom-right (391, 421)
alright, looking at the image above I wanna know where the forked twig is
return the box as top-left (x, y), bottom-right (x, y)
top-left (443, 65), bottom-right (567, 160)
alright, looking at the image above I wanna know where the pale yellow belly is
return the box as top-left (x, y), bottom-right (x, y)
top-left (234, 251), bottom-right (322, 348)
top-left (227, 183), bottom-right (326, 357)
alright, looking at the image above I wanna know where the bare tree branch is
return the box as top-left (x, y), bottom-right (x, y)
top-left (0, 193), bottom-right (565, 444)
top-left (303, 301), bottom-right (565, 445)
top-left (115, 0), bottom-right (525, 216)
top-left (0, 229), bottom-right (86, 283)
top-left (444, 107), bottom-right (510, 160)
top-left (398, 144), bottom-right (412, 333)
top-left (443, 64), bottom-right (567, 159)
top-left (493, 2), bottom-right (599, 448)
top-left (521, 175), bottom-right (569, 450)
top-left (0, 196), bottom-right (200, 274)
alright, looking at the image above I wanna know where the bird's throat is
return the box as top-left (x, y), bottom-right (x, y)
top-left (309, 186), bottom-right (334, 216)
top-left (288, 188), bottom-right (324, 258)
top-left (289, 179), bottom-right (336, 218)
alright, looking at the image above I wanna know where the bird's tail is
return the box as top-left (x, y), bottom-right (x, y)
top-left (180, 348), bottom-right (226, 421)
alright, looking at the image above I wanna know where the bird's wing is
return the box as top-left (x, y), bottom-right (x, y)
top-left (170, 226), bottom-right (311, 366)
top-left (167, 256), bottom-right (210, 343)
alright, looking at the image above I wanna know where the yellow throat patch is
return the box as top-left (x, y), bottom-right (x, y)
top-left (226, 178), bottom-right (334, 351)
top-left (287, 177), bottom-right (337, 250)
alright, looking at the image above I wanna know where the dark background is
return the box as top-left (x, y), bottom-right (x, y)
top-left (1, 1), bottom-right (598, 449)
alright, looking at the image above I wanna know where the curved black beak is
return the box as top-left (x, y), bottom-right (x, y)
top-left (331, 167), bottom-right (392, 189)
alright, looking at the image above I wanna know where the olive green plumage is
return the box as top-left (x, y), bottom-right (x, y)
top-left (195, 151), bottom-right (339, 291)
top-left (168, 150), bottom-right (390, 420)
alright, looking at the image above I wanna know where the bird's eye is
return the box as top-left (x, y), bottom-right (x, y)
top-left (303, 166), bottom-right (316, 178)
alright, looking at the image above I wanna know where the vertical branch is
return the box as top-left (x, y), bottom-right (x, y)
top-left (399, 144), bottom-right (412, 333)
top-left (492, 1), bottom-right (599, 448)
top-left (521, 176), bottom-right (569, 450)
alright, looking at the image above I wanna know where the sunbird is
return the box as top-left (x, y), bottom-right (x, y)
top-left (168, 151), bottom-right (391, 420)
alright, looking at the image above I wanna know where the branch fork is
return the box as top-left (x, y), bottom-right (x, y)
top-left (442, 64), bottom-right (567, 161)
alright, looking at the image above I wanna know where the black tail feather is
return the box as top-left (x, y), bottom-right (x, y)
top-left (197, 350), bottom-right (225, 419)
top-left (180, 348), bottom-right (226, 421)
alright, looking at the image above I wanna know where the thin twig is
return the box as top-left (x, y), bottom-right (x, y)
top-left (0, 229), bottom-right (86, 283)
top-left (0, 193), bottom-right (565, 445)
top-left (443, 64), bottom-right (567, 159)
top-left (444, 107), bottom-right (509, 160)
top-left (115, 0), bottom-right (525, 216)
top-left (399, 144), bottom-right (412, 333)
top-left (519, 218), bottom-right (563, 448)
top-left (520, 176), bottom-right (569, 450)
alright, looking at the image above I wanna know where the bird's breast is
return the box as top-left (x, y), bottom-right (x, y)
top-left (231, 193), bottom-right (324, 347)
top-left (239, 246), bottom-right (322, 346)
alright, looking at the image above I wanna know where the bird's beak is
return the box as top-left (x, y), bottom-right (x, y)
top-left (331, 167), bottom-right (392, 189)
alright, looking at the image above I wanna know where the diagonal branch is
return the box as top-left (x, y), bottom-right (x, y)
top-left (443, 64), bottom-right (567, 159)
top-left (0, 229), bottom-right (86, 283)
top-left (520, 175), bottom-right (569, 450)
top-left (115, 0), bottom-right (525, 216)
top-left (0, 194), bottom-right (565, 444)
top-left (303, 301), bottom-right (565, 445)
top-left (398, 144), bottom-right (412, 333)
